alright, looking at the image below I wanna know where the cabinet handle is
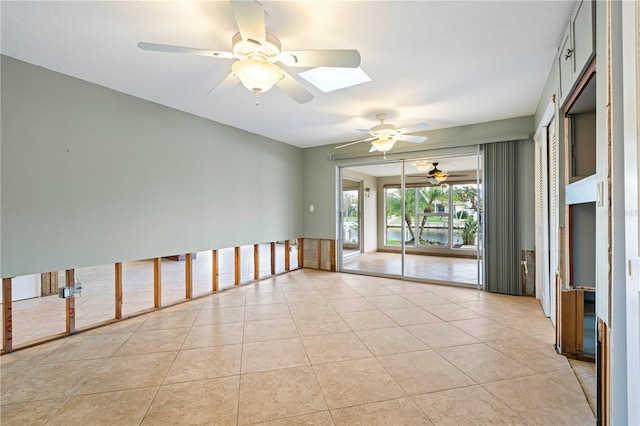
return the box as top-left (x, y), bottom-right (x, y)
top-left (564, 48), bottom-right (573, 60)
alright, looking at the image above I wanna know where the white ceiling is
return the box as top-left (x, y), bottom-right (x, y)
top-left (0, 1), bottom-right (576, 149)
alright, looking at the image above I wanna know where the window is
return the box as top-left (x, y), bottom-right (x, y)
top-left (385, 183), bottom-right (479, 250)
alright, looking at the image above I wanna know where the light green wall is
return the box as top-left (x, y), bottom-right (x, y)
top-left (1, 55), bottom-right (303, 278)
top-left (302, 116), bottom-right (535, 249)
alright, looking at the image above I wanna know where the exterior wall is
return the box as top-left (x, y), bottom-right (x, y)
top-left (1, 55), bottom-right (303, 278)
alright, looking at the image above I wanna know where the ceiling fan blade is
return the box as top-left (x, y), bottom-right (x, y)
top-left (397, 134), bottom-right (427, 143)
top-left (275, 69), bottom-right (314, 104)
top-left (230, 0), bottom-right (266, 47)
top-left (334, 137), bottom-right (375, 150)
top-left (205, 72), bottom-right (238, 96)
top-left (396, 122), bottom-right (431, 134)
top-left (369, 145), bottom-right (378, 153)
top-left (279, 50), bottom-right (361, 68)
top-left (137, 42), bottom-right (234, 58)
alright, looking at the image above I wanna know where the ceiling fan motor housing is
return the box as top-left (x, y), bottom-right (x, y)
top-left (231, 32), bottom-right (281, 62)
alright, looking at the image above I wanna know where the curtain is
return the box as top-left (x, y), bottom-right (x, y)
top-left (483, 140), bottom-right (524, 295)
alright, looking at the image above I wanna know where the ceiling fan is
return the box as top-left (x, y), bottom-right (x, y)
top-left (408, 162), bottom-right (467, 185)
top-left (334, 113), bottom-right (430, 156)
top-left (137, 0), bottom-right (361, 104)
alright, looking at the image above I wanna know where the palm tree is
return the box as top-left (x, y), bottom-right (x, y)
top-left (417, 186), bottom-right (447, 242)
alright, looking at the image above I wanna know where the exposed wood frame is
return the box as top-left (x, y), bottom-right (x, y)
top-left (270, 242), bottom-right (276, 275)
top-left (597, 317), bottom-right (610, 425)
top-left (254, 244), bottom-right (260, 280)
top-left (212, 249), bottom-right (219, 291)
top-left (284, 240), bottom-right (291, 271)
top-left (330, 240), bottom-right (337, 272)
top-left (185, 253), bottom-right (193, 299)
top-left (298, 238), bottom-right (303, 268)
top-left (115, 262), bottom-right (123, 319)
top-left (2, 278), bottom-right (13, 353)
top-left (317, 239), bottom-right (322, 269)
top-left (154, 258), bottom-right (162, 308)
top-left (234, 246), bottom-right (241, 285)
top-left (65, 269), bottom-right (76, 334)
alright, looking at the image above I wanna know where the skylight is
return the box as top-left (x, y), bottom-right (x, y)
top-left (298, 67), bottom-right (371, 93)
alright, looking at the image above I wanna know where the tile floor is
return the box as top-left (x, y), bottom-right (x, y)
top-left (343, 252), bottom-right (480, 285)
top-left (0, 270), bottom-right (595, 425)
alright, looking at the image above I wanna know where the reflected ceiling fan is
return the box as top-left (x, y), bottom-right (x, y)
top-left (138, 0), bottom-right (361, 104)
top-left (408, 162), bottom-right (467, 185)
top-left (334, 113), bottom-right (430, 157)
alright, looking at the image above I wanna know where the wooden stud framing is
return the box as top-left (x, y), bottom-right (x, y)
top-left (115, 263), bottom-right (123, 319)
top-left (212, 249), bottom-right (219, 291)
top-left (270, 242), bottom-right (276, 276)
top-left (317, 239), bottom-right (322, 270)
top-left (597, 317), bottom-right (610, 425)
top-left (284, 240), bottom-right (291, 271)
top-left (154, 258), bottom-right (162, 308)
top-left (2, 278), bottom-right (13, 353)
top-left (253, 245), bottom-right (259, 279)
top-left (298, 238), bottom-right (303, 269)
top-left (185, 253), bottom-right (193, 299)
top-left (234, 247), bottom-right (241, 285)
top-left (330, 240), bottom-right (337, 272)
top-left (65, 269), bottom-right (76, 334)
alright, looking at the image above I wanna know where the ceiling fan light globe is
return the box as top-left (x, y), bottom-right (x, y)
top-left (412, 160), bottom-right (432, 172)
top-left (434, 173), bottom-right (447, 182)
top-left (371, 138), bottom-right (396, 153)
top-left (232, 56), bottom-right (283, 94)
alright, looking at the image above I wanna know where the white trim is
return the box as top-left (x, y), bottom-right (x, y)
top-left (534, 127), bottom-right (550, 316)
top-left (622, 0), bottom-right (639, 422)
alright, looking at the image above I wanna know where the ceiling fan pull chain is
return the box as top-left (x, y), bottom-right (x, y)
top-left (255, 91), bottom-right (259, 106)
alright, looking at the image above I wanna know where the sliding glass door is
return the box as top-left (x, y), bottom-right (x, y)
top-left (339, 150), bottom-right (483, 287)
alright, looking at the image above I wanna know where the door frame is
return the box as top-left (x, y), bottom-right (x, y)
top-left (534, 100), bottom-right (556, 322)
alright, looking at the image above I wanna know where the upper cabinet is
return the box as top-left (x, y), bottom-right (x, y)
top-left (558, 0), bottom-right (596, 105)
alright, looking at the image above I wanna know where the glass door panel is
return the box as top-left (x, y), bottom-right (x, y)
top-left (342, 178), bottom-right (361, 259)
top-left (340, 162), bottom-right (402, 277)
top-left (403, 155), bottom-right (481, 285)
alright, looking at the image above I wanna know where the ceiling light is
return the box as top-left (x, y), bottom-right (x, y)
top-left (412, 160), bottom-right (432, 172)
top-left (232, 55), bottom-right (283, 95)
top-left (371, 138), bottom-right (396, 153)
top-left (432, 173), bottom-right (447, 183)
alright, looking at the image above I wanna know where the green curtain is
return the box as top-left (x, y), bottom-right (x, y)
top-left (483, 140), bottom-right (523, 295)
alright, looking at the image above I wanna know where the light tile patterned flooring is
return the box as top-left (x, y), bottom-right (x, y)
top-left (1, 270), bottom-right (595, 425)
top-left (343, 252), bottom-right (480, 285)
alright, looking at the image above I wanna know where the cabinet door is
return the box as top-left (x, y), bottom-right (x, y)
top-left (571, 0), bottom-right (595, 77)
top-left (558, 26), bottom-right (574, 101)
